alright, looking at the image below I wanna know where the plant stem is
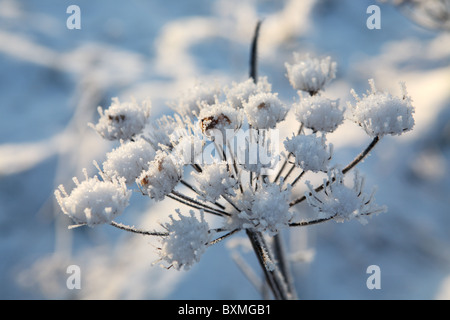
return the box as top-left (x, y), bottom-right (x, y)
top-left (110, 221), bottom-right (168, 236)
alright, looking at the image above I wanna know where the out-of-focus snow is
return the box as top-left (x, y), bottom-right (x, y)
top-left (1, 0), bottom-right (449, 299)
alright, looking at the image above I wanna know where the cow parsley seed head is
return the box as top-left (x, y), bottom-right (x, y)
top-left (349, 79), bottom-right (415, 137)
top-left (294, 95), bottom-right (344, 133)
top-left (224, 76), bottom-right (272, 109)
top-left (306, 169), bottom-right (387, 225)
top-left (198, 102), bottom-right (243, 138)
top-left (284, 133), bottom-right (332, 172)
top-left (90, 97), bottom-right (151, 141)
top-left (54, 169), bottom-right (131, 228)
top-left (225, 182), bottom-right (292, 235)
top-left (102, 138), bottom-right (156, 184)
top-left (243, 92), bottom-right (289, 129)
top-left (285, 54), bottom-right (337, 95)
top-left (137, 150), bottom-right (182, 201)
top-left (172, 81), bottom-right (221, 117)
top-left (158, 210), bottom-right (212, 271)
top-left (191, 161), bottom-right (237, 202)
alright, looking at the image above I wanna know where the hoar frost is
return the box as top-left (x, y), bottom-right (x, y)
top-left (285, 54), bottom-right (337, 95)
top-left (349, 79), bottom-right (415, 137)
top-left (192, 161), bottom-right (237, 202)
top-left (306, 169), bottom-right (387, 225)
top-left (157, 210), bottom-right (213, 271)
top-left (55, 169), bottom-right (131, 227)
top-left (284, 133), bottom-right (332, 172)
top-left (90, 97), bottom-right (151, 141)
top-left (294, 95), bottom-right (344, 133)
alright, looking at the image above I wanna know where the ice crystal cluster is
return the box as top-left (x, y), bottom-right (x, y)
top-left (54, 27), bottom-right (415, 298)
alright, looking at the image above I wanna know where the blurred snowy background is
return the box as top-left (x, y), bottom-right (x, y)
top-left (0, 0), bottom-right (449, 300)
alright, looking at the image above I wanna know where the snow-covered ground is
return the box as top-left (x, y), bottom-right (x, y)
top-left (0, 0), bottom-right (449, 299)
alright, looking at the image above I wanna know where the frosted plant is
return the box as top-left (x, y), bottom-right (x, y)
top-left (54, 21), bottom-right (415, 300)
top-left (285, 53), bottom-right (337, 96)
top-left (54, 169), bottom-right (131, 228)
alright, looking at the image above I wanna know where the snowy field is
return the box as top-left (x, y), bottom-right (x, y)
top-left (0, 0), bottom-right (449, 300)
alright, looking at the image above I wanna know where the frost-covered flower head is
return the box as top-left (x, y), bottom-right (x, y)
top-left (305, 169), bottom-right (387, 225)
top-left (171, 81), bottom-right (221, 117)
top-left (102, 137), bottom-right (156, 184)
top-left (198, 101), bottom-right (243, 138)
top-left (191, 161), bottom-right (237, 202)
top-left (55, 169), bottom-right (131, 227)
top-left (243, 92), bottom-right (288, 129)
top-left (349, 79), bottom-right (415, 137)
top-left (294, 95), bottom-right (344, 133)
top-left (285, 54), bottom-right (337, 95)
top-left (229, 181), bottom-right (292, 236)
top-left (224, 76), bottom-right (272, 109)
top-left (157, 210), bottom-right (213, 271)
top-left (137, 150), bottom-right (183, 201)
top-left (284, 133), bottom-right (332, 172)
top-left (90, 97), bottom-right (151, 141)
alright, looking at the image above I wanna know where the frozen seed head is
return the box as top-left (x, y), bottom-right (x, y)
top-left (198, 102), bottom-right (243, 137)
top-left (305, 169), bottom-right (387, 225)
top-left (90, 97), bottom-right (151, 141)
top-left (294, 95), bottom-right (345, 133)
top-left (158, 210), bottom-right (213, 271)
top-left (285, 54), bottom-right (337, 95)
top-left (191, 161), bottom-right (237, 202)
top-left (224, 76), bottom-right (272, 109)
top-left (237, 182), bottom-right (292, 236)
top-left (102, 137), bottom-right (156, 185)
top-left (284, 133), bottom-right (332, 172)
top-left (243, 92), bottom-right (288, 129)
top-left (172, 81), bottom-right (221, 117)
top-left (349, 79), bottom-right (415, 137)
top-left (137, 150), bottom-right (182, 201)
top-left (55, 169), bottom-right (131, 228)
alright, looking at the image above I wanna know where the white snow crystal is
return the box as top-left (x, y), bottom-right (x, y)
top-left (137, 150), bottom-right (182, 201)
top-left (55, 169), bottom-right (131, 227)
top-left (191, 161), bottom-right (237, 202)
top-left (172, 81), bottom-right (221, 117)
top-left (198, 102), bottom-right (243, 138)
top-left (243, 92), bottom-right (288, 129)
top-left (285, 54), bottom-right (337, 95)
top-left (228, 182), bottom-right (292, 236)
top-left (102, 138), bottom-right (156, 184)
top-left (90, 97), bottom-right (151, 141)
top-left (224, 77), bottom-right (272, 109)
top-left (348, 79), bottom-right (415, 137)
top-left (158, 210), bottom-right (213, 271)
top-left (305, 169), bottom-right (387, 224)
top-left (284, 133), bottom-right (332, 172)
top-left (294, 95), bottom-right (344, 133)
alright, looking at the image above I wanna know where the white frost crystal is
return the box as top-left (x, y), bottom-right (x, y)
top-left (349, 79), bottom-right (415, 137)
top-left (173, 81), bottom-right (220, 117)
top-left (294, 95), bottom-right (344, 133)
top-left (243, 92), bottom-right (288, 129)
top-left (305, 169), bottom-right (387, 224)
top-left (55, 169), bottom-right (131, 227)
top-left (231, 182), bottom-right (292, 236)
top-left (158, 210), bottom-right (213, 271)
top-left (285, 54), bottom-right (337, 95)
top-left (198, 102), bottom-right (243, 137)
top-left (224, 77), bottom-right (272, 109)
top-left (284, 133), bottom-right (332, 172)
top-left (102, 138), bottom-right (156, 184)
top-left (191, 161), bottom-right (237, 202)
top-left (137, 150), bottom-right (182, 201)
top-left (90, 97), bottom-right (151, 141)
